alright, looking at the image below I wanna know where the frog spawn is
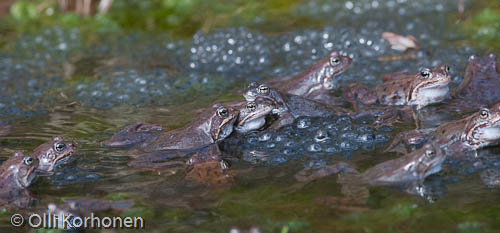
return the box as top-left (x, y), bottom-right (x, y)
top-left (221, 116), bottom-right (391, 165)
top-left (0, 15), bottom-right (474, 117)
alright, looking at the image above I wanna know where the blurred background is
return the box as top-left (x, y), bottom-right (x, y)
top-left (0, 0), bottom-right (498, 45)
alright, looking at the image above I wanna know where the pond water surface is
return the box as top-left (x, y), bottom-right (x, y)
top-left (2, 0), bottom-right (500, 232)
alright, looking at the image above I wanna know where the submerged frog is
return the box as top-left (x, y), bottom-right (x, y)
top-left (340, 142), bottom-right (445, 187)
top-left (185, 145), bottom-right (234, 186)
top-left (234, 98), bottom-right (276, 134)
top-left (104, 122), bottom-right (164, 147)
top-left (453, 53), bottom-right (500, 110)
top-left (345, 64), bottom-right (451, 110)
top-left (270, 51), bottom-right (352, 104)
top-left (386, 103), bottom-right (500, 154)
top-left (140, 104), bottom-right (239, 152)
top-left (296, 142), bottom-right (446, 206)
top-left (244, 83), bottom-right (347, 128)
top-left (34, 136), bottom-right (76, 174)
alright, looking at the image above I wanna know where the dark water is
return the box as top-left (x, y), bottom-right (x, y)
top-left (2, 0), bottom-right (500, 232)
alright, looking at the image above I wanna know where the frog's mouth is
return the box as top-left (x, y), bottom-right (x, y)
top-left (20, 166), bottom-right (38, 188)
top-left (465, 117), bottom-right (500, 146)
top-left (469, 122), bottom-right (500, 144)
top-left (52, 149), bottom-right (75, 168)
top-left (410, 80), bottom-right (450, 102)
top-left (214, 117), bottom-right (237, 141)
top-left (237, 106), bottom-right (273, 127)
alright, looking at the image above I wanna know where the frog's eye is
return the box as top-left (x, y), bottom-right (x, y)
top-left (217, 107), bottom-right (229, 118)
top-left (246, 102), bottom-right (257, 111)
top-left (444, 65), bottom-right (450, 73)
top-left (23, 156), bottom-right (34, 166)
top-left (257, 84), bottom-right (270, 94)
top-left (425, 149), bottom-right (435, 158)
top-left (220, 159), bottom-right (231, 170)
top-left (54, 142), bottom-right (66, 152)
top-left (329, 56), bottom-right (340, 66)
top-left (420, 68), bottom-right (432, 79)
top-left (479, 109), bottom-right (489, 119)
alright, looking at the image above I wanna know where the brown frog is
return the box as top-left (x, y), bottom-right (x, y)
top-left (128, 144), bottom-right (220, 169)
top-left (386, 103), bottom-right (500, 154)
top-left (244, 83), bottom-right (348, 129)
top-left (185, 158), bottom-right (233, 186)
top-left (271, 50), bottom-right (352, 105)
top-left (296, 142), bottom-right (446, 207)
top-left (0, 152), bottom-right (38, 190)
top-left (104, 122), bottom-right (164, 147)
top-left (234, 98), bottom-right (276, 134)
top-left (345, 64), bottom-right (451, 111)
top-left (140, 104), bottom-right (239, 152)
top-left (452, 53), bottom-right (500, 110)
top-left (34, 136), bottom-right (76, 174)
top-left (185, 145), bottom-right (234, 186)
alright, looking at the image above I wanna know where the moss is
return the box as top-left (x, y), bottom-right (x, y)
top-left (461, 0), bottom-right (500, 52)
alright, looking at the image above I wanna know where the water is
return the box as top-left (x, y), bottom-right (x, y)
top-left (1, 0), bottom-right (500, 232)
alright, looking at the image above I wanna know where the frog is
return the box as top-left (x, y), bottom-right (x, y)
top-left (104, 122), bottom-right (164, 147)
top-left (33, 136), bottom-right (76, 174)
top-left (269, 50), bottom-right (353, 105)
top-left (234, 97), bottom-right (276, 134)
top-left (0, 152), bottom-right (39, 207)
top-left (185, 145), bottom-right (234, 186)
top-left (127, 144), bottom-right (220, 169)
top-left (386, 103), bottom-right (500, 155)
top-left (0, 152), bottom-right (39, 190)
top-left (452, 53), bottom-right (500, 111)
top-left (344, 64), bottom-right (451, 111)
top-left (139, 104), bottom-right (239, 152)
top-left (243, 83), bottom-right (348, 129)
top-left (296, 142), bottom-right (446, 207)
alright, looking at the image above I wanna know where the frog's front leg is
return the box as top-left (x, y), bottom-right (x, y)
top-left (343, 83), bottom-right (378, 111)
top-left (269, 112), bottom-right (295, 129)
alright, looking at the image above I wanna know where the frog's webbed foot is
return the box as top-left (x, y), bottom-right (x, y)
top-left (403, 181), bottom-right (441, 203)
